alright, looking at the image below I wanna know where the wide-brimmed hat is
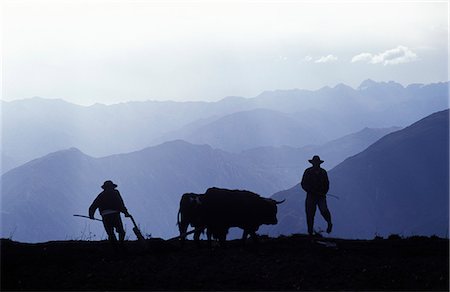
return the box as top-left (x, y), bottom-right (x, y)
top-left (101, 180), bottom-right (117, 189)
top-left (308, 155), bottom-right (324, 164)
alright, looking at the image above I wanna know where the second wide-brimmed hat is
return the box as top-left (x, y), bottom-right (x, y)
top-left (308, 155), bottom-right (324, 164)
top-left (101, 180), bottom-right (118, 189)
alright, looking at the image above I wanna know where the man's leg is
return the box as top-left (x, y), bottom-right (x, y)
top-left (317, 196), bottom-right (332, 233)
top-left (113, 214), bottom-right (126, 243)
top-left (102, 216), bottom-right (118, 244)
top-left (305, 194), bottom-right (317, 235)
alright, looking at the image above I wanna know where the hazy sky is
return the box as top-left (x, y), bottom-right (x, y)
top-left (1, 0), bottom-right (448, 105)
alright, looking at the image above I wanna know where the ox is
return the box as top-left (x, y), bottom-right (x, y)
top-left (177, 187), bottom-right (284, 245)
top-left (177, 192), bottom-right (210, 245)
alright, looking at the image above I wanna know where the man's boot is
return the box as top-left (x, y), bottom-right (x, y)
top-left (326, 222), bottom-right (333, 233)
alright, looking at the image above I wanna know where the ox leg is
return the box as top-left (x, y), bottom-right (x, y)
top-left (218, 233), bottom-right (227, 247)
top-left (242, 229), bottom-right (258, 245)
top-left (241, 230), bottom-right (249, 245)
top-left (178, 222), bottom-right (189, 246)
top-left (206, 228), bottom-right (213, 248)
top-left (218, 229), bottom-right (228, 247)
top-left (249, 231), bottom-right (259, 244)
top-left (194, 229), bottom-right (202, 247)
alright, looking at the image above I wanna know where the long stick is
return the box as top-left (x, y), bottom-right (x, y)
top-left (327, 194), bottom-right (340, 200)
top-left (73, 214), bottom-right (102, 221)
top-left (168, 229), bottom-right (197, 241)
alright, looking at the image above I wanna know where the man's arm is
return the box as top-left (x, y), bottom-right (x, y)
top-left (322, 170), bottom-right (330, 195)
top-left (301, 169), bottom-right (312, 193)
top-left (88, 196), bottom-right (99, 219)
top-left (116, 191), bottom-right (130, 217)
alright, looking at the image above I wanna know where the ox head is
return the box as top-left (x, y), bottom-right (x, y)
top-left (260, 198), bottom-right (285, 225)
top-left (178, 193), bottom-right (205, 231)
top-left (180, 192), bottom-right (203, 204)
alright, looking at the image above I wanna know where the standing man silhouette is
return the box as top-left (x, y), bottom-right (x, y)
top-left (301, 155), bottom-right (332, 236)
top-left (89, 180), bottom-right (131, 246)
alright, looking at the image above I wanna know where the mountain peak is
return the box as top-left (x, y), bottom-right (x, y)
top-left (333, 83), bottom-right (355, 92)
top-left (358, 79), bottom-right (405, 91)
top-left (6, 96), bottom-right (85, 108)
top-left (143, 139), bottom-right (215, 154)
top-left (358, 79), bottom-right (378, 90)
top-left (43, 147), bottom-right (90, 160)
top-left (218, 96), bottom-right (247, 103)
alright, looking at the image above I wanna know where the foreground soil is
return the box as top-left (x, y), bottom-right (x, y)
top-left (1, 235), bottom-right (448, 291)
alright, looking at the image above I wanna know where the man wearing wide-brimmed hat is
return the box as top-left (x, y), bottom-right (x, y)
top-left (301, 155), bottom-right (332, 236)
top-left (89, 180), bottom-right (130, 245)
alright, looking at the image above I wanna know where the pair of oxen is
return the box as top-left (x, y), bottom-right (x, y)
top-left (177, 187), bottom-right (285, 245)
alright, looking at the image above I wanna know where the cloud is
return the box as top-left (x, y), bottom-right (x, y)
top-left (315, 55), bottom-right (338, 63)
top-left (351, 46), bottom-right (418, 65)
top-left (351, 53), bottom-right (373, 63)
top-left (303, 55), bottom-right (313, 62)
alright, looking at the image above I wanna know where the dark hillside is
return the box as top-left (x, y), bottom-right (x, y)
top-left (1, 236), bottom-right (448, 291)
top-left (269, 109), bottom-right (449, 238)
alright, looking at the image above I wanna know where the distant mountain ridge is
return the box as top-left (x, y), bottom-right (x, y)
top-left (156, 109), bottom-right (329, 152)
top-left (268, 109), bottom-right (449, 239)
top-left (2, 80), bottom-right (448, 172)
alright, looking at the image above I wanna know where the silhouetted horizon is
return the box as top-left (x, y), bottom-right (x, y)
top-left (2, 79), bottom-right (449, 106)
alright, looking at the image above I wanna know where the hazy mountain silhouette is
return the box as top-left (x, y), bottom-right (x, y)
top-left (241, 126), bottom-right (401, 171)
top-left (3, 80), bottom-right (447, 172)
top-left (1, 125), bottom-right (399, 243)
top-left (1, 153), bottom-right (18, 176)
top-left (1, 97), bottom-right (218, 172)
top-left (158, 109), bottom-right (328, 152)
top-left (267, 109), bottom-right (449, 238)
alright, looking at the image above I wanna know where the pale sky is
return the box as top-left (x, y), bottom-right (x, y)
top-left (1, 0), bottom-right (449, 105)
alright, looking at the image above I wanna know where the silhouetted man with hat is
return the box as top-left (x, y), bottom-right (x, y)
top-left (301, 155), bottom-right (332, 236)
top-left (89, 180), bottom-right (130, 245)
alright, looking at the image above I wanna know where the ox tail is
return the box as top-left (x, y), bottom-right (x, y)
top-left (177, 208), bottom-right (181, 226)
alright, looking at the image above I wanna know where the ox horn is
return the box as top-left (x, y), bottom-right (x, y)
top-left (275, 199), bottom-right (286, 204)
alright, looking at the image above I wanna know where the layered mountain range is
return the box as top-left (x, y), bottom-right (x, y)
top-left (2, 80), bottom-right (448, 172)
